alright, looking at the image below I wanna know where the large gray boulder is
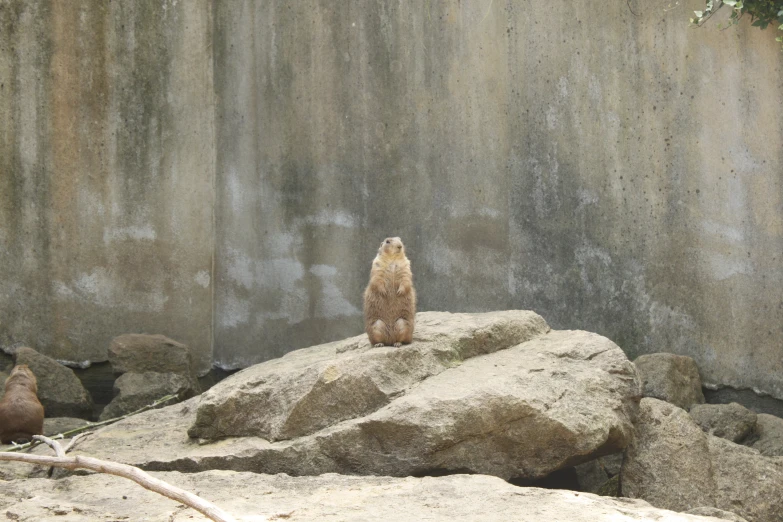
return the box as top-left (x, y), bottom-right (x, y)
top-left (745, 413), bottom-right (783, 457)
top-left (707, 437), bottom-right (783, 522)
top-left (622, 398), bottom-right (783, 522)
top-left (189, 310), bottom-right (552, 441)
top-left (633, 353), bottom-right (705, 410)
top-left (13, 347), bottom-right (93, 419)
top-left (0, 470), bottom-right (746, 522)
top-left (108, 334), bottom-right (200, 395)
top-left (688, 402), bottom-right (757, 443)
top-left (67, 311), bottom-right (641, 482)
top-left (99, 371), bottom-right (193, 421)
top-left (622, 398), bottom-right (715, 510)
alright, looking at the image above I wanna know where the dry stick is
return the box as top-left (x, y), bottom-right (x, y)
top-left (62, 432), bottom-right (89, 454)
top-left (3, 393), bottom-right (180, 453)
top-left (0, 435), bottom-right (245, 522)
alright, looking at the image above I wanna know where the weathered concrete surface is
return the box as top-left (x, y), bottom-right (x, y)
top-left (2, 1), bottom-right (782, 400)
top-left (0, 1), bottom-right (215, 372)
top-left (0, 471), bottom-right (740, 522)
top-left (211, 0), bottom-right (783, 401)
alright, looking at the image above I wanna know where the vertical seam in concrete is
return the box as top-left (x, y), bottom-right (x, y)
top-left (209, 0), bottom-right (217, 370)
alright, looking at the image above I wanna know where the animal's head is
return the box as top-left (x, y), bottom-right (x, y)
top-left (6, 364), bottom-right (38, 393)
top-left (378, 237), bottom-right (405, 257)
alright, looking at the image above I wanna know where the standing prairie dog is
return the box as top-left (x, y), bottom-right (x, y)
top-left (363, 237), bottom-right (416, 347)
top-left (0, 364), bottom-right (44, 444)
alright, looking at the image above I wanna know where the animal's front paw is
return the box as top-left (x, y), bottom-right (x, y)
top-left (374, 343), bottom-right (385, 348)
top-left (393, 342), bottom-right (402, 347)
top-left (397, 285), bottom-right (406, 296)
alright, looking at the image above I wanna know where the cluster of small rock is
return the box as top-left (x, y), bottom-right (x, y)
top-left (621, 353), bottom-right (783, 522)
top-left (634, 352), bottom-right (782, 457)
top-left (0, 334), bottom-right (198, 435)
top-left (102, 334), bottom-right (200, 420)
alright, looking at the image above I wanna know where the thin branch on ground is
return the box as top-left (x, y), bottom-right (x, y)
top-left (62, 432), bottom-right (90, 453)
top-left (0, 435), bottom-right (246, 522)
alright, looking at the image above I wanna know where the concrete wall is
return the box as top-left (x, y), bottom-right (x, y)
top-left (0, 1), bottom-right (215, 371)
top-left (2, 1), bottom-right (782, 398)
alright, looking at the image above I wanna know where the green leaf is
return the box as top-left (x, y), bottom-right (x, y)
top-left (694, 10), bottom-right (704, 17)
top-left (724, 0), bottom-right (737, 6)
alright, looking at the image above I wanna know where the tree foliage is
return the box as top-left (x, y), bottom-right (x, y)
top-left (691, 0), bottom-right (783, 48)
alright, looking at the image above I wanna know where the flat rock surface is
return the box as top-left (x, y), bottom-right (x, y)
top-left (685, 508), bottom-right (748, 522)
top-left (0, 470), bottom-right (742, 521)
top-left (57, 311), bottom-right (641, 481)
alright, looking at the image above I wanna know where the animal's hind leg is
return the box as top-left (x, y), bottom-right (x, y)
top-left (392, 318), bottom-right (413, 347)
top-left (368, 319), bottom-right (389, 347)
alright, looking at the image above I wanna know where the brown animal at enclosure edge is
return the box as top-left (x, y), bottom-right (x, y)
top-left (363, 236), bottom-right (417, 347)
top-left (0, 364), bottom-right (44, 444)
